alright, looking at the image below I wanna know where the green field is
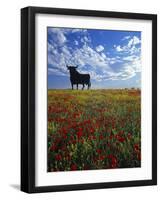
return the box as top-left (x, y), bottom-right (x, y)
top-left (47, 89), bottom-right (141, 172)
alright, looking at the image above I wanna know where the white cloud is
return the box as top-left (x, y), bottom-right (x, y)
top-left (115, 36), bottom-right (141, 54)
top-left (123, 55), bottom-right (136, 61)
top-left (62, 46), bottom-right (71, 56)
top-left (57, 32), bottom-right (66, 44)
top-left (107, 57), bottom-right (122, 65)
top-left (80, 36), bottom-right (90, 44)
top-left (121, 65), bottom-right (136, 79)
top-left (128, 36), bottom-right (141, 48)
top-left (101, 53), bottom-right (106, 59)
top-left (48, 28), bottom-right (141, 82)
top-left (74, 40), bottom-right (79, 45)
top-left (72, 29), bottom-right (87, 33)
top-left (132, 36), bottom-right (140, 45)
top-left (96, 45), bottom-right (104, 52)
top-left (72, 44), bottom-right (109, 70)
top-left (48, 39), bottom-right (140, 81)
top-left (116, 45), bottom-right (123, 52)
top-left (122, 36), bottom-right (131, 40)
top-left (84, 36), bottom-right (89, 42)
top-left (122, 55), bottom-right (141, 72)
top-left (131, 57), bottom-right (141, 72)
top-left (48, 41), bottom-right (110, 81)
top-left (48, 28), bottom-right (67, 45)
top-left (104, 64), bottom-right (136, 81)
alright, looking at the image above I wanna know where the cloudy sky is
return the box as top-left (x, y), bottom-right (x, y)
top-left (47, 27), bottom-right (141, 89)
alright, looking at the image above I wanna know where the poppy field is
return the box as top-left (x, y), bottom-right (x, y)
top-left (48, 89), bottom-right (141, 172)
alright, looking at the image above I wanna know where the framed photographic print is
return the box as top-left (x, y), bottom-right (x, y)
top-left (21, 6), bottom-right (157, 193)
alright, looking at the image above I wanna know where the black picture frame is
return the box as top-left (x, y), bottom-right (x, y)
top-left (21, 6), bottom-right (157, 193)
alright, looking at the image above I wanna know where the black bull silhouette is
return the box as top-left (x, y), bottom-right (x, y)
top-left (67, 65), bottom-right (91, 90)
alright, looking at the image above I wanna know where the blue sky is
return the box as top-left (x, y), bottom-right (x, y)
top-left (48, 27), bottom-right (141, 89)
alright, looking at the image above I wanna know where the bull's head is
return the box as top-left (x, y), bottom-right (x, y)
top-left (67, 65), bottom-right (78, 70)
top-left (67, 65), bottom-right (77, 73)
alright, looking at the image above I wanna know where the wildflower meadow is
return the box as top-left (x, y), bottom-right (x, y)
top-left (47, 89), bottom-right (141, 172)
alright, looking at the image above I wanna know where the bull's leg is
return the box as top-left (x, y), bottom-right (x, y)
top-left (88, 83), bottom-right (90, 90)
top-left (77, 84), bottom-right (78, 90)
top-left (88, 81), bottom-right (91, 90)
top-left (82, 84), bottom-right (84, 90)
top-left (71, 83), bottom-right (73, 90)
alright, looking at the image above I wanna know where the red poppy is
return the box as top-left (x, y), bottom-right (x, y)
top-left (55, 154), bottom-right (62, 161)
top-left (107, 154), bottom-right (113, 159)
top-left (134, 144), bottom-right (139, 152)
top-left (96, 149), bottom-right (101, 154)
top-left (71, 164), bottom-right (77, 171)
top-left (111, 156), bottom-right (117, 168)
top-left (137, 152), bottom-right (141, 160)
top-left (77, 131), bottom-right (83, 139)
top-left (118, 137), bottom-right (125, 143)
top-left (107, 154), bottom-right (118, 168)
top-left (78, 127), bottom-right (83, 131)
top-left (92, 135), bottom-right (96, 140)
top-left (109, 135), bottom-right (113, 140)
top-left (50, 144), bottom-right (56, 151)
top-left (90, 128), bottom-right (94, 134)
top-left (99, 155), bottom-right (105, 160)
top-left (88, 135), bottom-right (92, 140)
top-left (63, 135), bottom-right (67, 139)
top-left (99, 135), bottom-right (103, 140)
